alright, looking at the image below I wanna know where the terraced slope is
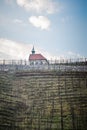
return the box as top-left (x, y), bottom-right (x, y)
top-left (0, 71), bottom-right (87, 130)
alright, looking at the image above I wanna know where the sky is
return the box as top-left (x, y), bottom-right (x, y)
top-left (0, 0), bottom-right (87, 60)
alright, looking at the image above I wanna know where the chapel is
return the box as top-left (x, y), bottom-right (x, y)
top-left (29, 46), bottom-right (48, 65)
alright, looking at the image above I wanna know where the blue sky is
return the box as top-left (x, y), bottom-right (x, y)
top-left (0, 0), bottom-right (87, 60)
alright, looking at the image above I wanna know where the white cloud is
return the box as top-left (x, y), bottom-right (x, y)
top-left (13, 19), bottom-right (27, 26)
top-left (50, 51), bottom-right (85, 61)
top-left (29, 16), bottom-right (51, 30)
top-left (67, 51), bottom-right (83, 58)
top-left (16, 0), bottom-right (58, 14)
top-left (0, 38), bottom-right (84, 62)
top-left (0, 38), bottom-right (53, 60)
top-left (0, 38), bottom-right (33, 60)
top-left (13, 19), bottom-right (23, 24)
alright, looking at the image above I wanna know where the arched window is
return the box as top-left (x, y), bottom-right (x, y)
top-left (30, 62), bottom-right (34, 65)
top-left (40, 61), bottom-right (43, 65)
top-left (35, 62), bottom-right (38, 65)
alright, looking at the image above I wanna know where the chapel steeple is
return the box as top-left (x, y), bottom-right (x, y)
top-left (32, 46), bottom-right (35, 54)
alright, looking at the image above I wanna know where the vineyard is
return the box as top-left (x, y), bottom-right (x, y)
top-left (0, 69), bottom-right (87, 130)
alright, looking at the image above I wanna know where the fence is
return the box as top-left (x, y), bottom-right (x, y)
top-left (0, 58), bottom-right (87, 72)
top-left (0, 58), bottom-right (87, 65)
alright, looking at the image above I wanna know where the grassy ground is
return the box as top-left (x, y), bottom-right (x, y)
top-left (0, 71), bottom-right (87, 130)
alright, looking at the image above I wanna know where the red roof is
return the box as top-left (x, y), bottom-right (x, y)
top-left (29, 54), bottom-right (46, 60)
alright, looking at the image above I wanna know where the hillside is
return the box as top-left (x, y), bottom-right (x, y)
top-left (0, 70), bottom-right (87, 130)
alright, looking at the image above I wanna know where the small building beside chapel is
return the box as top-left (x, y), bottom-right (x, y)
top-left (29, 46), bottom-right (48, 65)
